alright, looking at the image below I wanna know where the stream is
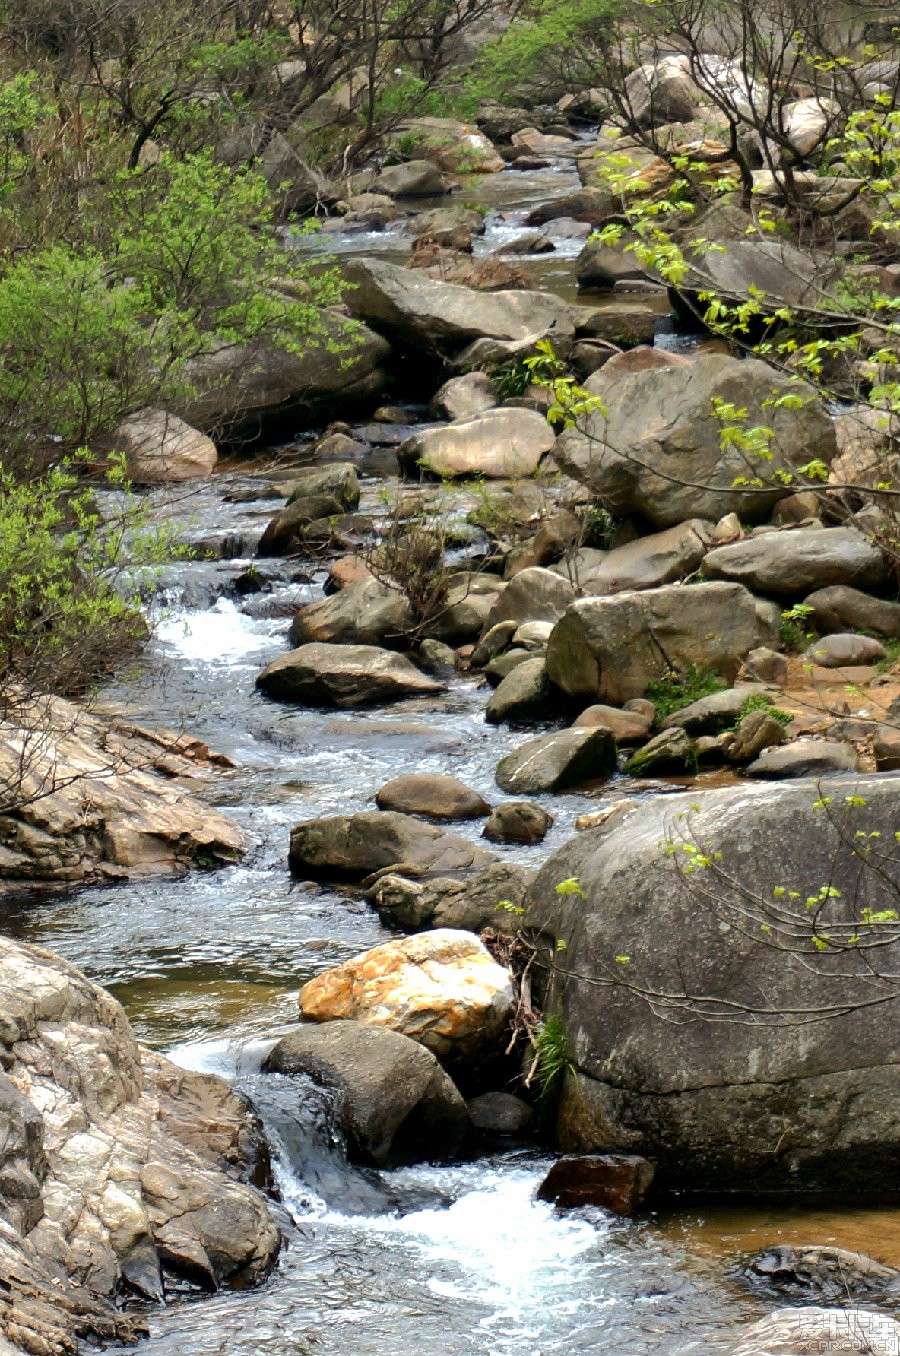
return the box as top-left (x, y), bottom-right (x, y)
top-left (6, 140), bottom-right (900, 1355)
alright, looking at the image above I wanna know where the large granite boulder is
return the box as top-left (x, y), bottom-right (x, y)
top-left (495, 727), bottom-right (617, 794)
top-left (546, 582), bottom-right (762, 704)
top-left (263, 1021), bottom-right (469, 1167)
top-left (298, 930), bottom-right (515, 1063)
top-left (0, 938), bottom-right (279, 1352)
top-left (523, 775), bottom-right (900, 1194)
top-left (256, 643), bottom-right (442, 707)
top-left (554, 354), bottom-right (836, 528)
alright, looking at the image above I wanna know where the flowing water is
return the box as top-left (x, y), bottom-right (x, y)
top-left (7, 148), bottom-right (900, 1355)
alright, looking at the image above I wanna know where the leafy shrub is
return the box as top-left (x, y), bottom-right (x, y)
top-left (646, 666), bottom-right (728, 723)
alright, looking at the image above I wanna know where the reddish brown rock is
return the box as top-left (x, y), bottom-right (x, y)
top-left (537, 1154), bottom-right (655, 1214)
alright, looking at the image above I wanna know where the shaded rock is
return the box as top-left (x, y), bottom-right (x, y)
top-left (288, 577), bottom-right (412, 647)
top-left (343, 258), bottom-right (574, 360)
top-left (482, 567), bottom-right (576, 632)
top-left (746, 739), bottom-right (860, 778)
top-left (371, 160), bottom-right (450, 197)
top-left (576, 238), bottom-right (650, 290)
top-left (567, 520), bottom-right (710, 595)
top-left (537, 1154), bottom-right (655, 1214)
top-left (546, 583), bottom-right (762, 705)
top-left (298, 929), bottom-right (515, 1063)
top-left (496, 727), bottom-right (617, 794)
top-left (284, 463), bottom-right (360, 510)
top-left (408, 206), bottom-right (485, 251)
top-left (256, 495), bottom-right (346, 555)
top-left (375, 774), bottom-right (490, 821)
top-left (467, 1092), bottom-right (535, 1139)
top-left (573, 300), bottom-right (659, 347)
top-left (263, 1021), bottom-right (469, 1168)
top-left (482, 801), bottom-right (553, 844)
top-left (0, 1074), bottom-right (45, 1235)
top-left (661, 686), bottom-right (767, 735)
top-left (572, 705), bottom-right (652, 743)
top-left (513, 620), bottom-right (555, 649)
top-left (256, 643), bottom-right (441, 708)
top-left (681, 239), bottom-right (835, 316)
top-left (485, 648), bottom-right (532, 683)
top-left (471, 620), bottom-right (518, 668)
top-left (485, 657), bottom-right (551, 724)
top-left (803, 633), bottom-right (886, 668)
top-left (742, 1243), bottom-right (900, 1306)
top-left (727, 710), bottom-right (786, 763)
top-left (805, 585), bottom-right (900, 640)
top-left (113, 409), bottom-right (216, 484)
top-left (416, 639), bottom-right (458, 675)
top-left (624, 727), bottom-right (695, 776)
top-left (555, 355), bottom-right (836, 528)
top-left (289, 810), bottom-right (495, 882)
top-left (0, 699), bottom-right (243, 885)
top-left (740, 647), bottom-right (789, 686)
top-left (368, 861), bottom-right (534, 933)
top-left (430, 371), bottom-right (497, 422)
top-left (873, 724), bottom-right (900, 771)
top-left (522, 775), bottom-right (900, 1193)
top-left (704, 527), bottom-right (888, 595)
top-left (399, 407), bottom-right (555, 480)
top-left (525, 188), bottom-right (616, 228)
top-left (426, 573), bottom-right (507, 646)
top-left (727, 1307), bottom-right (900, 1356)
top-left (626, 55), bottom-right (698, 127)
top-left (179, 315), bottom-right (390, 436)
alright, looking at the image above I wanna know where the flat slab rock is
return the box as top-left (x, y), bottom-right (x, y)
top-left (298, 928), bottom-right (515, 1063)
top-left (0, 696), bottom-right (244, 886)
top-left (0, 937), bottom-right (279, 1354)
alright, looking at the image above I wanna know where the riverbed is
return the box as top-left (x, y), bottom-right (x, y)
top-left (6, 143), bottom-right (900, 1355)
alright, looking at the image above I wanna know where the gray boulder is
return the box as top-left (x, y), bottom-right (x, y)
top-left (289, 811), bottom-right (496, 881)
top-left (371, 160), bottom-right (451, 197)
top-left (804, 585), bottom-right (900, 639)
top-left (661, 685), bottom-right (767, 734)
top-left (399, 407), bottom-right (556, 480)
top-left (566, 520), bottom-right (711, 595)
top-left (288, 577), bottom-right (413, 647)
top-left (523, 775), bottom-right (900, 1192)
top-left (554, 354), bottom-right (836, 528)
top-left (626, 56), bottom-right (698, 127)
top-left (482, 801), bottom-right (553, 844)
top-left (485, 658), bottom-right (551, 724)
top-left (803, 633), bottom-right (886, 668)
top-left (746, 739), bottom-right (859, 778)
top-left (284, 463), bottom-right (360, 510)
top-left (703, 527), bottom-right (888, 595)
top-left (179, 315), bottom-right (390, 435)
top-left (624, 727), bottom-right (695, 776)
top-left (343, 258), bottom-right (574, 360)
top-left (368, 861), bottom-right (534, 932)
top-left (256, 494), bottom-right (347, 555)
top-left (374, 774), bottom-right (490, 820)
top-left (256, 643), bottom-right (442, 707)
top-left (263, 1021), bottom-right (469, 1167)
top-left (430, 371), bottom-right (497, 421)
top-left (482, 567), bottom-right (576, 632)
top-left (727, 709), bottom-right (786, 763)
top-left (546, 583), bottom-right (762, 705)
top-left (495, 727), bottom-right (617, 794)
